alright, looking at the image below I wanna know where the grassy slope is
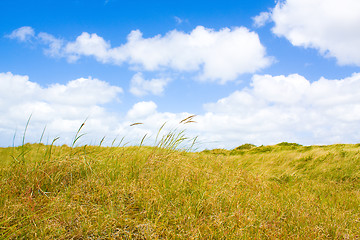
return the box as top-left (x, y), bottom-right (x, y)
top-left (0, 143), bottom-right (359, 239)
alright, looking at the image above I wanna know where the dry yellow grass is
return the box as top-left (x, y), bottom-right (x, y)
top-left (0, 141), bottom-right (359, 239)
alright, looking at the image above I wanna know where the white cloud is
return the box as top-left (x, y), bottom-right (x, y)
top-left (129, 72), bottom-right (170, 97)
top-left (117, 72), bottom-right (360, 149)
top-left (251, 74), bottom-right (310, 104)
top-left (65, 32), bottom-right (111, 63)
top-left (6, 28), bottom-right (64, 56)
top-left (126, 101), bottom-right (158, 119)
top-left (6, 26), bottom-right (35, 42)
top-left (0, 72), bottom-right (123, 146)
top-left (200, 73), bottom-right (360, 148)
top-left (0, 72), bottom-right (187, 147)
top-left (38, 32), bottom-right (64, 57)
top-left (0, 72), bottom-right (41, 105)
top-left (0, 72), bottom-right (190, 148)
top-left (3, 72), bottom-right (360, 149)
top-left (43, 77), bottom-right (122, 105)
top-left (116, 26), bottom-right (272, 83)
top-left (10, 26), bottom-right (273, 84)
top-left (252, 11), bottom-right (272, 28)
top-left (174, 16), bottom-right (183, 24)
top-left (269, 0), bottom-right (360, 66)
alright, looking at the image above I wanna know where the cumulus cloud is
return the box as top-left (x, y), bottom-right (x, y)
top-left (113, 73), bottom-right (360, 149)
top-left (262, 0), bottom-right (360, 66)
top-left (3, 72), bottom-right (360, 149)
top-left (129, 72), bottom-right (170, 97)
top-left (251, 74), bottom-right (310, 104)
top-left (0, 72), bottom-right (123, 146)
top-left (116, 26), bottom-right (272, 83)
top-left (0, 72), bottom-right (189, 148)
top-left (9, 26), bottom-right (273, 83)
top-left (126, 101), bottom-right (158, 119)
top-left (65, 32), bottom-right (111, 63)
top-left (6, 26), bottom-right (35, 42)
top-left (200, 73), bottom-right (360, 148)
top-left (43, 77), bottom-right (122, 105)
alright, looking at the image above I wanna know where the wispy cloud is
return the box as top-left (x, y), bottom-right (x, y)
top-left (174, 16), bottom-right (183, 24)
top-left (6, 26), bottom-right (35, 42)
top-left (38, 32), bottom-right (64, 57)
top-left (129, 72), bottom-right (171, 97)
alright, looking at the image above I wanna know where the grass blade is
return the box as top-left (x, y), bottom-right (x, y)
top-left (22, 114), bottom-right (32, 146)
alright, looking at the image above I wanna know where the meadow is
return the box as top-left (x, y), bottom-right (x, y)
top-left (0, 124), bottom-right (359, 239)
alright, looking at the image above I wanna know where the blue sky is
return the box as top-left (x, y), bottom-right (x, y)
top-left (1, 0), bottom-right (360, 149)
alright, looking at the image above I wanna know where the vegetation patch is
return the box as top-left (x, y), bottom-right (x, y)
top-left (0, 126), bottom-right (359, 239)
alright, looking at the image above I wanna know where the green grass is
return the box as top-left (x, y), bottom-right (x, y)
top-left (0, 139), bottom-right (359, 239)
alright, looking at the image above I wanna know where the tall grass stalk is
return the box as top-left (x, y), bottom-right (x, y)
top-left (22, 114), bottom-right (32, 147)
top-left (46, 136), bottom-right (59, 161)
top-left (71, 120), bottom-right (87, 148)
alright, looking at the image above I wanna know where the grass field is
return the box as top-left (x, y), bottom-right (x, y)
top-left (0, 135), bottom-right (360, 238)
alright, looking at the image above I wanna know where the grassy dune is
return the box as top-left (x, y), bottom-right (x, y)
top-left (0, 141), bottom-right (359, 239)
